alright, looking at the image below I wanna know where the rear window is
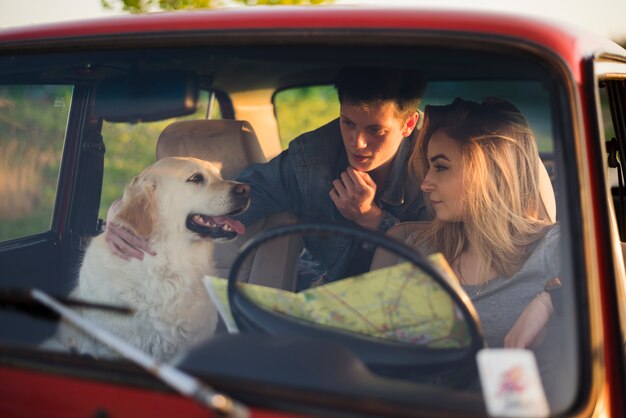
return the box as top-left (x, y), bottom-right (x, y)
top-left (274, 85), bottom-right (339, 149)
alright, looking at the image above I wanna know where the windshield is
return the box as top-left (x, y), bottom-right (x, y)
top-left (0, 42), bottom-right (580, 417)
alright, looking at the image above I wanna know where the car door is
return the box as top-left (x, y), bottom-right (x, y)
top-left (593, 58), bottom-right (626, 395)
top-left (0, 79), bottom-right (100, 345)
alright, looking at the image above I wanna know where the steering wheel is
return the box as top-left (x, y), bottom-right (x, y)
top-left (227, 222), bottom-right (485, 384)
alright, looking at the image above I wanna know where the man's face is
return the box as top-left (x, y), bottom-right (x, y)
top-left (339, 100), bottom-right (416, 174)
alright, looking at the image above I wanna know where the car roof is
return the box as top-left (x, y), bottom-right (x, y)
top-left (0, 6), bottom-right (624, 87)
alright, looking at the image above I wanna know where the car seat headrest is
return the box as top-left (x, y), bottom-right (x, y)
top-left (156, 119), bottom-right (266, 179)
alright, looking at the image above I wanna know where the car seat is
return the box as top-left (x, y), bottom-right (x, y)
top-left (157, 119), bottom-right (302, 290)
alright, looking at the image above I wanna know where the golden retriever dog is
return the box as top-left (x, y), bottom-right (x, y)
top-left (47, 157), bottom-right (249, 361)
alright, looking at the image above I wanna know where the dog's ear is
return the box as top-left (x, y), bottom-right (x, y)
top-left (116, 175), bottom-right (158, 239)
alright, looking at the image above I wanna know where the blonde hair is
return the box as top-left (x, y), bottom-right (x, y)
top-left (408, 97), bottom-right (554, 279)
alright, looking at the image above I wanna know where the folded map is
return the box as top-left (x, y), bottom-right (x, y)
top-left (203, 253), bottom-right (471, 348)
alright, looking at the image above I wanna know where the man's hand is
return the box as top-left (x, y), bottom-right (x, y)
top-left (329, 167), bottom-right (383, 230)
top-left (104, 199), bottom-right (156, 261)
top-left (504, 291), bottom-right (553, 349)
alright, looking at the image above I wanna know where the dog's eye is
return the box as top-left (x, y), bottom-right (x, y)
top-left (186, 173), bottom-right (204, 184)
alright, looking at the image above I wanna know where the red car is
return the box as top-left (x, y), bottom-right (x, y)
top-left (1, 6), bottom-right (626, 418)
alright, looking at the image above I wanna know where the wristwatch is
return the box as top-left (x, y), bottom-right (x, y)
top-left (544, 277), bottom-right (563, 316)
top-left (377, 209), bottom-right (399, 233)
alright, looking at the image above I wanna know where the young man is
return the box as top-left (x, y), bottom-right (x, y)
top-left (105, 67), bottom-right (428, 287)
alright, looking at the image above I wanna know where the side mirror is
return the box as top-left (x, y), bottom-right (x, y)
top-left (94, 71), bottom-right (198, 122)
top-left (227, 223), bottom-right (485, 386)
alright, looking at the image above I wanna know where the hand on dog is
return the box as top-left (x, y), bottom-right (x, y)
top-left (104, 199), bottom-right (156, 260)
top-left (329, 167), bottom-right (382, 230)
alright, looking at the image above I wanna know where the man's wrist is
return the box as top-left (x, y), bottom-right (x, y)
top-left (357, 206), bottom-right (383, 230)
top-left (377, 209), bottom-right (399, 233)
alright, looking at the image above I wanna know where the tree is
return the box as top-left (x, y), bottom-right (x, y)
top-left (102, 0), bottom-right (332, 13)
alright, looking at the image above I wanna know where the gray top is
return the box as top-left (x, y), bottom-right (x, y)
top-left (465, 225), bottom-right (560, 348)
top-left (409, 225), bottom-right (560, 348)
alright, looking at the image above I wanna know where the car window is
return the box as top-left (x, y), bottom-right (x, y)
top-left (274, 85), bottom-right (339, 149)
top-left (100, 89), bottom-right (222, 219)
top-left (0, 45), bottom-right (582, 417)
top-left (423, 81), bottom-right (553, 152)
top-left (0, 85), bottom-right (72, 243)
top-left (424, 80), bottom-right (557, 184)
top-left (273, 82), bottom-right (554, 158)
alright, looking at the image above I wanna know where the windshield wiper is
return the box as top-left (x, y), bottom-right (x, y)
top-left (6, 287), bottom-right (249, 418)
top-left (0, 287), bottom-right (133, 320)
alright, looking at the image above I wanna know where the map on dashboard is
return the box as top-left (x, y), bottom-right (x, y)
top-left (203, 253), bottom-right (471, 348)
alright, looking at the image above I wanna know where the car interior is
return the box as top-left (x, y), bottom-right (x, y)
top-left (156, 119), bottom-right (302, 289)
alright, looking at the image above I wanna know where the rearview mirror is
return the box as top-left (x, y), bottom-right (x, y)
top-left (224, 223), bottom-right (485, 386)
top-left (94, 71), bottom-right (198, 122)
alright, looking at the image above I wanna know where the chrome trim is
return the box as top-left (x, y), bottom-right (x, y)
top-left (595, 61), bottom-right (626, 79)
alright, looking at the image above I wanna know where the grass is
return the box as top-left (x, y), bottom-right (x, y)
top-left (0, 85), bottom-right (69, 242)
top-left (274, 85), bottom-right (340, 149)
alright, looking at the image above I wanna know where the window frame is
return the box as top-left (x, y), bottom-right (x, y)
top-left (0, 39), bottom-right (599, 418)
top-left (593, 60), bottom-right (626, 389)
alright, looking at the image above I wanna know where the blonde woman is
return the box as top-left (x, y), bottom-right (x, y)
top-left (408, 97), bottom-right (559, 350)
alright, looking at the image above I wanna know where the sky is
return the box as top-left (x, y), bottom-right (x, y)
top-left (1, 0), bottom-right (625, 41)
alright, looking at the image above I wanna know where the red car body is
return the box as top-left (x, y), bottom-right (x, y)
top-left (1, 6), bottom-right (625, 418)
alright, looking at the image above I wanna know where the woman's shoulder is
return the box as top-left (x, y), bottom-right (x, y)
top-left (541, 223), bottom-right (560, 247)
top-left (526, 222), bottom-right (560, 277)
top-left (524, 223), bottom-right (559, 259)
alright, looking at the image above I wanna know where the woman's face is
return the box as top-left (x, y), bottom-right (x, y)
top-left (420, 129), bottom-right (466, 222)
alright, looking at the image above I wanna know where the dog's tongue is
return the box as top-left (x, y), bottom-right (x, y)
top-left (213, 216), bottom-right (246, 235)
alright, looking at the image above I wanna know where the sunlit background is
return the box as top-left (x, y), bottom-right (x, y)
top-left (1, 0), bottom-right (626, 42)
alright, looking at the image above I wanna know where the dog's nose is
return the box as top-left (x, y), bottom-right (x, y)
top-left (233, 183), bottom-right (250, 196)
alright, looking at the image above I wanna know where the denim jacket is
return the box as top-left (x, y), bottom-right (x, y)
top-left (235, 118), bottom-right (428, 284)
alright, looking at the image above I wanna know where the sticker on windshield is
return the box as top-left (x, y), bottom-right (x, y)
top-left (477, 349), bottom-right (549, 417)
